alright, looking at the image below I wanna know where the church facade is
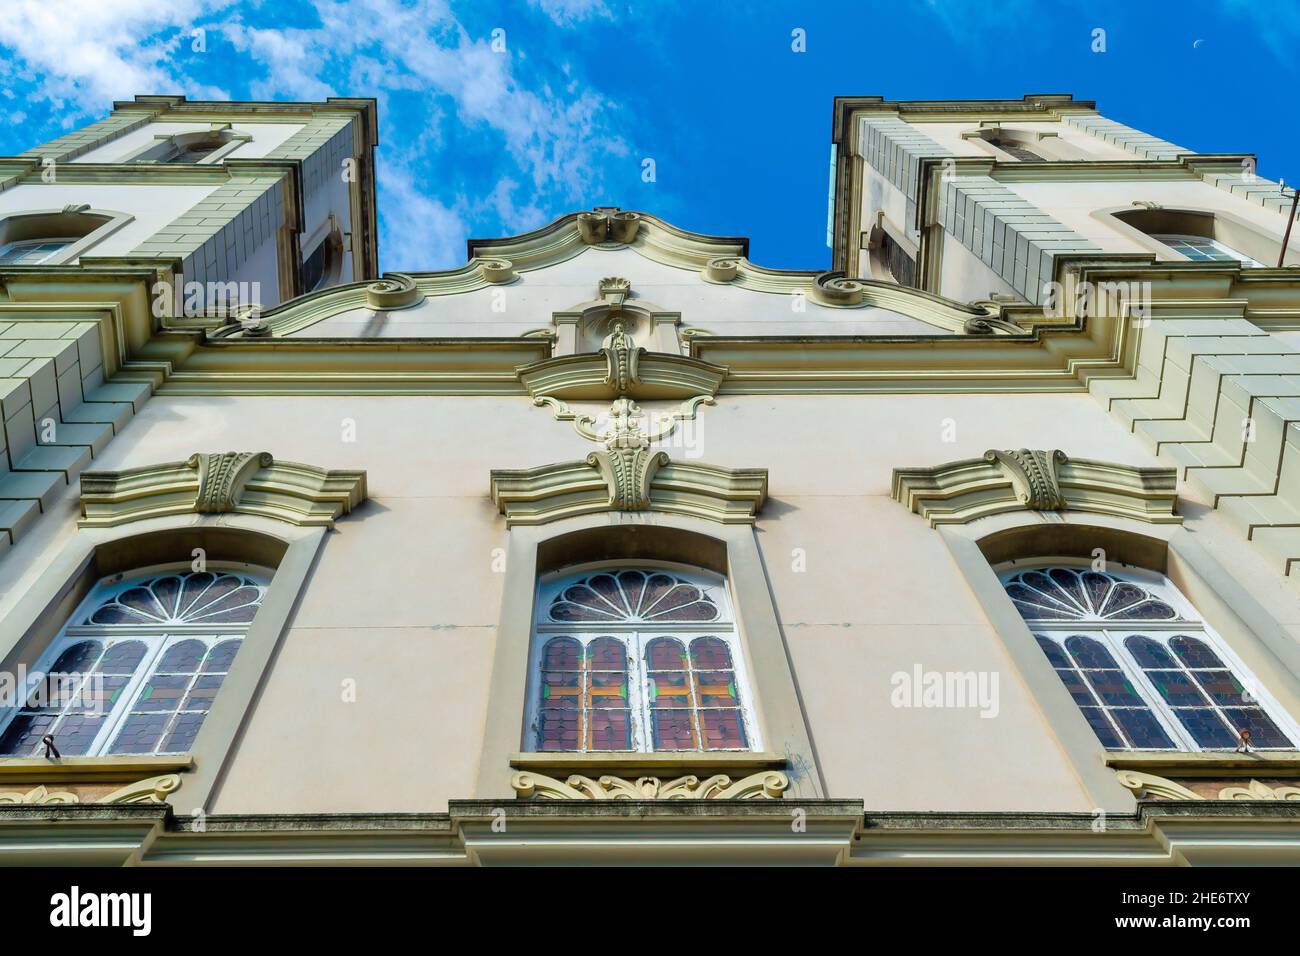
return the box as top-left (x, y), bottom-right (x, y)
top-left (1, 93), bottom-right (1299, 865)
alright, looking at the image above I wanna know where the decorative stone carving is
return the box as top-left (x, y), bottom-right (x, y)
top-left (598, 276), bottom-right (631, 311)
top-left (80, 454), bottom-right (368, 528)
top-left (578, 208), bottom-right (641, 245)
top-left (189, 451), bottom-right (273, 514)
top-left (491, 397), bottom-right (766, 525)
top-left (232, 302), bottom-right (270, 337)
top-left (963, 314), bottom-right (1027, 335)
top-left (511, 770), bottom-right (789, 800)
top-left (0, 774), bottom-right (182, 806)
top-left (1115, 770), bottom-right (1300, 802)
top-left (477, 257), bottom-right (516, 283)
top-left (1218, 779), bottom-right (1300, 801)
top-left (986, 448), bottom-right (1067, 511)
top-left (515, 350), bottom-right (728, 402)
top-left (0, 785), bottom-right (78, 805)
top-left (810, 270), bottom-right (865, 306)
top-left (892, 450), bottom-right (1180, 527)
top-left (1114, 770), bottom-right (1202, 801)
top-left (600, 321), bottom-right (641, 393)
top-left (703, 257), bottom-right (740, 282)
top-left (364, 272), bottom-right (425, 309)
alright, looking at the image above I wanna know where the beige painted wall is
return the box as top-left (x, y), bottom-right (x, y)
top-left (7, 386), bottom-right (1255, 813)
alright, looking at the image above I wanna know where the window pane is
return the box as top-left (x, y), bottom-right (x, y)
top-left (1194, 670), bottom-right (1247, 706)
top-left (1078, 707), bottom-right (1125, 749)
top-left (649, 708), bottom-right (699, 751)
top-left (1170, 635), bottom-right (1225, 669)
top-left (1083, 669), bottom-right (1145, 706)
top-left (1145, 670), bottom-right (1209, 707)
top-left (1222, 708), bottom-right (1293, 748)
top-left (1111, 708), bottom-right (1176, 749)
top-left (1174, 708), bottom-right (1237, 748)
top-left (700, 709), bottom-right (748, 749)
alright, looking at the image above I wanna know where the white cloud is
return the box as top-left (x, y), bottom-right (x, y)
top-left (0, 0), bottom-right (230, 116)
top-left (528, 0), bottom-right (612, 26)
top-left (0, 0), bottom-right (628, 264)
top-left (376, 156), bottom-right (468, 271)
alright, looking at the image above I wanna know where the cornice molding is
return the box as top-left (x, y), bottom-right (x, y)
top-left (516, 349), bottom-right (728, 401)
top-left (891, 448), bottom-right (1181, 527)
top-left (490, 455), bottom-right (767, 526)
top-left (79, 452), bottom-right (368, 528)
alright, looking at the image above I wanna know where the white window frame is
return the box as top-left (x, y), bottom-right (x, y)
top-left (0, 564), bottom-right (267, 757)
top-left (1151, 233), bottom-right (1263, 267)
top-left (525, 562), bottom-right (762, 753)
top-left (999, 563), bottom-right (1300, 752)
top-left (0, 237), bottom-right (77, 265)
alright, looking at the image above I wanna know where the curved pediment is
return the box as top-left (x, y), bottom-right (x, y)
top-left (205, 207), bottom-right (1020, 342)
top-left (516, 350), bottom-right (728, 401)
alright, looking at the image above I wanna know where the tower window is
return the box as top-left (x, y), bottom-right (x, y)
top-left (1151, 233), bottom-right (1262, 267)
top-left (0, 238), bottom-right (75, 264)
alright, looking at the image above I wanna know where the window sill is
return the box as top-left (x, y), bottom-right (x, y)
top-left (510, 751), bottom-right (787, 776)
top-left (0, 755), bottom-right (193, 783)
top-left (1106, 752), bottom-right (1300, 776)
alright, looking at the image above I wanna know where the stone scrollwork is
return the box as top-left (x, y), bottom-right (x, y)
top-left (0, 785), bottom-right (78, 805)
top-left (80, 453), bottom-right (368, 528)
top-left (511, 770), bottom-right (790, 800)
top-left (492, 394), bottom-right (765, 526)
top-left (0, 774), bottom-right (182, 806)
top-left (963, 314), bottom-right (1027, 335)
top-left (364, 272), bottom-right (425, 309)
top-left (892, 449), bottom-right (1180, 527)
top-left (810, 270), bottom-right (866, 307)
top-left (985, 448), bottom-right (1067, 511)
top-left (703, 257), bottom-right (740, 283)
top-left (578, 208), bottom-right (641, 245)
top-left (1114, 770), bottom-right (1203, 802)
top-left (188, 451), bottom-right (274, 514)
top-left (1218, 779), bottom-right (1300, 801)
top-left (1115, 770), bottom-right (1300, 802)
top-left (477, 257), bottom-right (517, 284)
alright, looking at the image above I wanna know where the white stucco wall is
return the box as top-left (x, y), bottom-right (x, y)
top-left (70, 121), bottom-right (306, 164)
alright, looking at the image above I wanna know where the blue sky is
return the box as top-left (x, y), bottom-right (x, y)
top-left (0, 0), bottom-right (1296, 273)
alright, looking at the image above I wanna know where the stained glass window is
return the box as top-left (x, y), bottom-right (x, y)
top-left (0, 569), bottom-right (267, 758)
top-left (1001, 566), bottom-right (1296, 752)
top-left (530, 566), bottom-right (756, 753)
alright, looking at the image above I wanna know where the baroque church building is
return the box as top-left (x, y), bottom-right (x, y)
top-left (1, 93), bottom-right (1299, 865)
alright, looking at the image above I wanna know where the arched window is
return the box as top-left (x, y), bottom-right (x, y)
top-left (1001, 565), bottom-right (1297, 752)
top-left (127, 128), bottom-right (245, 166)
top-left (0, 207), bottom-right (132, 267)
top-left (528, 566), bottom-right (759, 752)
top-left (0, 568), bottom-right (267, 757)
top-left (1105, 207), bottom-right (1278, 267)
top-left (300, 219), bottom-right (345, 293)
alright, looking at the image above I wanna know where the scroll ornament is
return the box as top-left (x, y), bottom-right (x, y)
top-left (0, 774), bottom-right (182, 805)
top-left (364, 273), bottom-right (425, 309)
top-left (188, 451), bottom-right (274, 514)
top-left (511, 770), bottom-right (789, 800)
top-left (578, 209), bottom-right (641, 245)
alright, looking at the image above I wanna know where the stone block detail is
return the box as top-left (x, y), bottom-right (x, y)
top-left (0, 319), bottom-right (151, 552)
